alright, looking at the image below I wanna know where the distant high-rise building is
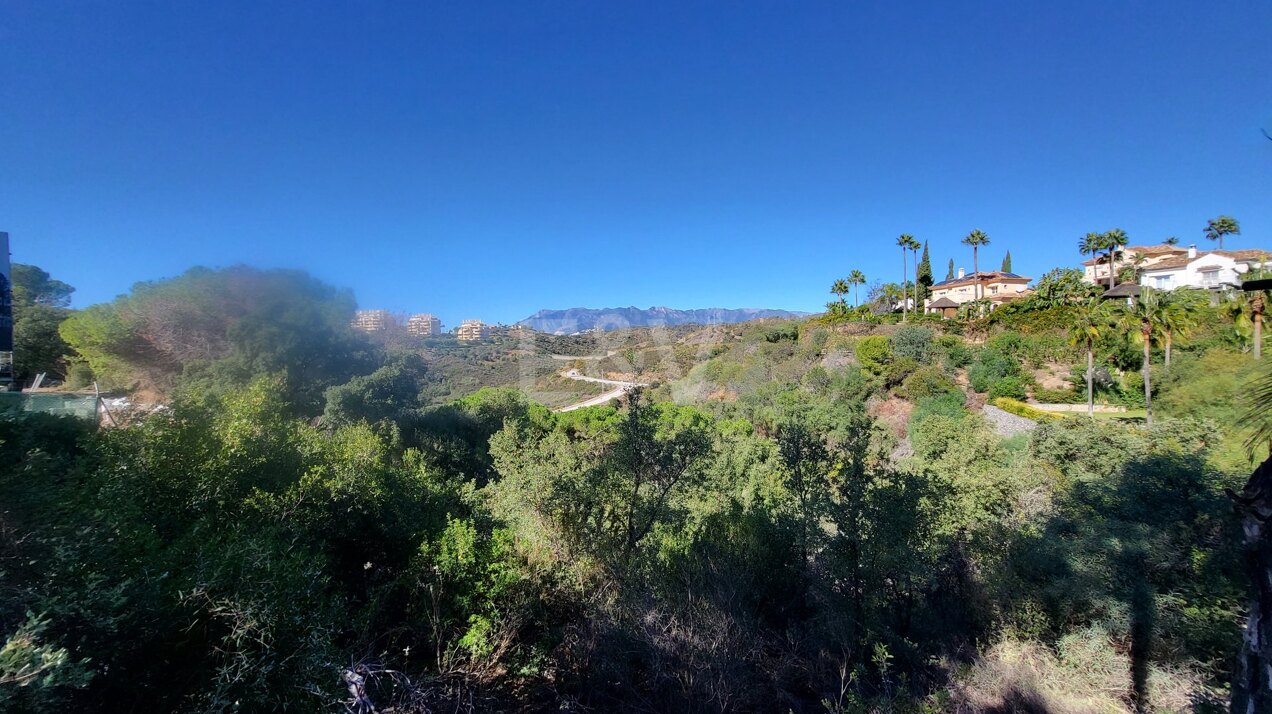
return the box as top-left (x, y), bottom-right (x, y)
top-left (406, 313), bottom-right (442, 337)
top-left (351, 309), bottom-right (394, 332)
top-left (0, 232), bottom-right (12, 385)
top-left (456, 319), bottom-right (490, 342)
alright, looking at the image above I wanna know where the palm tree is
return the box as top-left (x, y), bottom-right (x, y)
top-left (961, 230), bottom-right (991, 311)
top-left (897, 234), bottom-right (916, 320)
top-left (1079, 232), bottom-right (1105, 283)
top-left (1158, 288), bottom-right (1204, 369)
top-left (1118, 287), bottom-right (1167, 426)
top-left (1103, 228), bottom-right (1129, 290)
top-left (1226, 290), bottom-right (1269, 360)
top-left (848, 269), bottom-right (866, 307)
top-left (1205, 215), bottom-right (1240, 250)
top-left (906, 236), bottom-right (922, 316)
top-left (831, 278), bottom-right (850, 306)
top-left (1067, 298), bottom-right (1114, 418)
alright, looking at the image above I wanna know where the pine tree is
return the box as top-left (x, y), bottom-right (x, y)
top-left (917, 241), bottom-right (933, 300)
top-left (1001, 250), bottom-right (1012, 272)
top-left (946, 258), bottom-right (955, 280)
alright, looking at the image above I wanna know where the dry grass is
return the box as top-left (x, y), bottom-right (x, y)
top-left (950, 633), bottom-right (1214, 714)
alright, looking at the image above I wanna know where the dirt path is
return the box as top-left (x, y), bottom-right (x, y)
top-left (555, 368), bottom-right (648, 412)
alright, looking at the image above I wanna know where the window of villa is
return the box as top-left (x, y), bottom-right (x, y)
top-left (1153, 275), bottom-right (1171, 289)
top-left (1200, 269), bottom-right (1219, 288)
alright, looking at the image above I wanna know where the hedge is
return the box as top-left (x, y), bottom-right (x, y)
top-left (991, 397), bottom-right (1063, 422)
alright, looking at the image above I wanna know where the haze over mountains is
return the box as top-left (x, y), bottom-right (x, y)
top-left (518, 306), bottom-right (810, 334)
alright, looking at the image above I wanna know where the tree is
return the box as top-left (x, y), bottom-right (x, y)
top-left (1079, 232), bottom-right (1104, 282)
top-left (1118, 287), bottom-right (1167, 425)
top-left (917, 242), bottom-right (933, 304)
top-left (1029, 267), bottom-right (1101, 308)
top-left (848, 270), bottom-right (866, 307)
top-left (1157, 288), bottom-right (1204, 368)
top-left (11, 264), bottom-right (74, 308)
top-left (830, 278), bottom-right (850, 306)
top-left (946, 258), bottom-right (955, 281)
top-left (1205, 215), bottom-right (1240, 250)
top-left (1001, 251), bottom-right (1012, 273)
top-left (1103, 228), bottom-right (1129, 290)
top-left (1067, 299), bottom-right (1114, 418)
top-left (908, 237), bottom-right (922, 317)
top-left (1226, 289), bottom-right (1269, 360)
top-left (961, 230), bottom-right (991, 308)
top-left (1164, 236), bottom-right (1180, 246)
top-left (897, 234), bottom-right (917, 320)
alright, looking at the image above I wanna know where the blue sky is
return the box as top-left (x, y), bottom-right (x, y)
top-left (2, 2), bottom-right (1270, 326)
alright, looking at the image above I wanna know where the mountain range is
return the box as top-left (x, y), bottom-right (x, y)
top-left (518, 306), bottom-right (809, 334)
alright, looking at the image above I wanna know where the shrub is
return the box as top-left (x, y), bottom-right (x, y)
top-left (763, 322), bottom-right (799, 343)
top-left (892, 326), bottom-right (934, 363)
top-left (967, 348), bottom-right (1019, 393)
top-left (901, 366), bottom-right (959, 399)
top-left (991, 397), bottom-right (1062, 422)
top-left (1033, 385), bottom-right (1084, 404)
top-left (856, 335), bottom-right (892, 374)
top-left (988, 377), bottom-right (1028, 401)
top-left (908, 391), bottom-right (968, 437)
top-left (884, 356), bottom-right (919, 388)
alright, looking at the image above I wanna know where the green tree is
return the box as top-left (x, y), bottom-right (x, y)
top-left (1157, 288), bottom-right (1205, 368)
top-left (1029, 267), bottom-right (1101, 308)
top-left (830, 278), bottom-right (850, 306)
top-left (848, 269), bottom-right (866, 307)
top-left (1225, 289), bottom-right (1268, 360)
top-left (946, 258), bottom-right (955, 281)
top-left (1204, 215), bottom-right (1240, 250)
top-left (1066, 298), bottom-right (1115, 418)
top-left (1079, 232), bottom-right (1105, 284)
top-left (1001, 250), bottom-right (1012, 272)
top-left (961, 230), bottom-right (991, 307)
top-left (907, 236), bottom-right (922, 317)
top-left (1103, 228), bottom-right (1129, 289)
top-left (896, 234), bottom-right (918, 320)
top-left (1118, 287), bottom-right (1167, 425)
top-left (917, 241), bottom-right (933, 303)
top-left (11, 264), bottom-right (74, 308)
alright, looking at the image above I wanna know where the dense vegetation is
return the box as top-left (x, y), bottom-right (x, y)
top-left (3, 262), bottom-right (1268, 711)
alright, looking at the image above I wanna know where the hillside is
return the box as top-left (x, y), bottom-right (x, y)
top-left (518, 305), bottom-right (809, 334)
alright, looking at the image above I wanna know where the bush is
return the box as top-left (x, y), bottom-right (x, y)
top-left (883, 356), bottom-right (920, 389)
top-left (901, 366), bottom-right (959, 400)
top-left (1033, 385), bottom-right (1084, 404)
top-left (988, 377), bottom-right (1028, 401)
top-left (967, 348), bottom-right (1020, 393)
top-left (763, 322), bottom-right (800, 343)
top-left (991, 397), bottom-right (1062, 422)
top-left (892, 326), bottom-right (934, 363)
top-left (856, 335), bottom-right (892, 374)
top-left (909, 391), bottom-right (968, 437)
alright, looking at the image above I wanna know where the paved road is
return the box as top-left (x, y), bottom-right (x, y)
top-left (555, 369), bottom-right (648, 412)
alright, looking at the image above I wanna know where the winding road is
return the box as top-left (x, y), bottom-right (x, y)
top-left (555, 368), bottom-right (648, 412)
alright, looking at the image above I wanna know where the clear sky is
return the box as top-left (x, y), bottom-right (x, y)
top-left (2, 2), bottom-right (1270, 325)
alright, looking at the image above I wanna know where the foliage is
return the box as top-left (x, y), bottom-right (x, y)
top-left (987, 376), bottom-right (1028, 401)
top-left (10, 264), bottom-right (74, 308)
top-left (892, 325), bottom-right (934, 363)
top-left (59, 266), bottom-right (376, 410)
top-left (855, 335), bottom-right (892, 374)
top-left (991, 397), bottom-right (1060, 421)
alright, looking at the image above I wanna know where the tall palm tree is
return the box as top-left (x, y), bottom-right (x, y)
top-left (1205, 215), bottom-right (1240, 250)
top-left (961, 230), bottom-right (991, 312)
top-left (1226, 289), bottom-right (1269, 360)
top-left (1103, 228), bottom-right (1129, 290)
top-left (1118, 287), bottom-right (1167, 426)
top-left (831, 278), bottom-right (850, 306)
top-left (1067, 298), bottom-right (1114, 418)
top-left (1158, 288), bottom-right (1204, 368)
top-left (848, 269), bottom-right (866, 307)
top-left (1079, 232), bottom-right (1105, 284)
top-left (897, 234), bottom-right (916, 320)
top-left (906, 236), bottom-right (922, 316)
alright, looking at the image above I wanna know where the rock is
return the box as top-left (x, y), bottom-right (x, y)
top-left (981, 404), bottom-right (1038, 438)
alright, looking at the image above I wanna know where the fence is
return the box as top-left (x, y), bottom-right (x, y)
top-left (0, 391), bottom-right (99, 420)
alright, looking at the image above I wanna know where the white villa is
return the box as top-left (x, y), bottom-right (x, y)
top-left (1137, 246), bottom-right (1269, 291)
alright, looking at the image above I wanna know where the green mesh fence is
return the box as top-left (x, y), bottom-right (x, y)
top-left (0, 392), bottom-right (99, 420)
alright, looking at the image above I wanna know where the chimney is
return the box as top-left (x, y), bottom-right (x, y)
top-left (1187, 244), bottom-right (1197, 258)
top-left (957, 267), bottom-right (965, 279)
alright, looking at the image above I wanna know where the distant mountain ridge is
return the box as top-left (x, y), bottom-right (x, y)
top-left (518, 306), bottom-right (809, 334)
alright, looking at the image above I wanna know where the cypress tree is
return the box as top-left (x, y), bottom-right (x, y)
top-left (917, 241), bottom-right (933, 299)
top-left (946, 258), bottom-right (955, 280)
top-left (1001, 250), bottom-right (1012, 272)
